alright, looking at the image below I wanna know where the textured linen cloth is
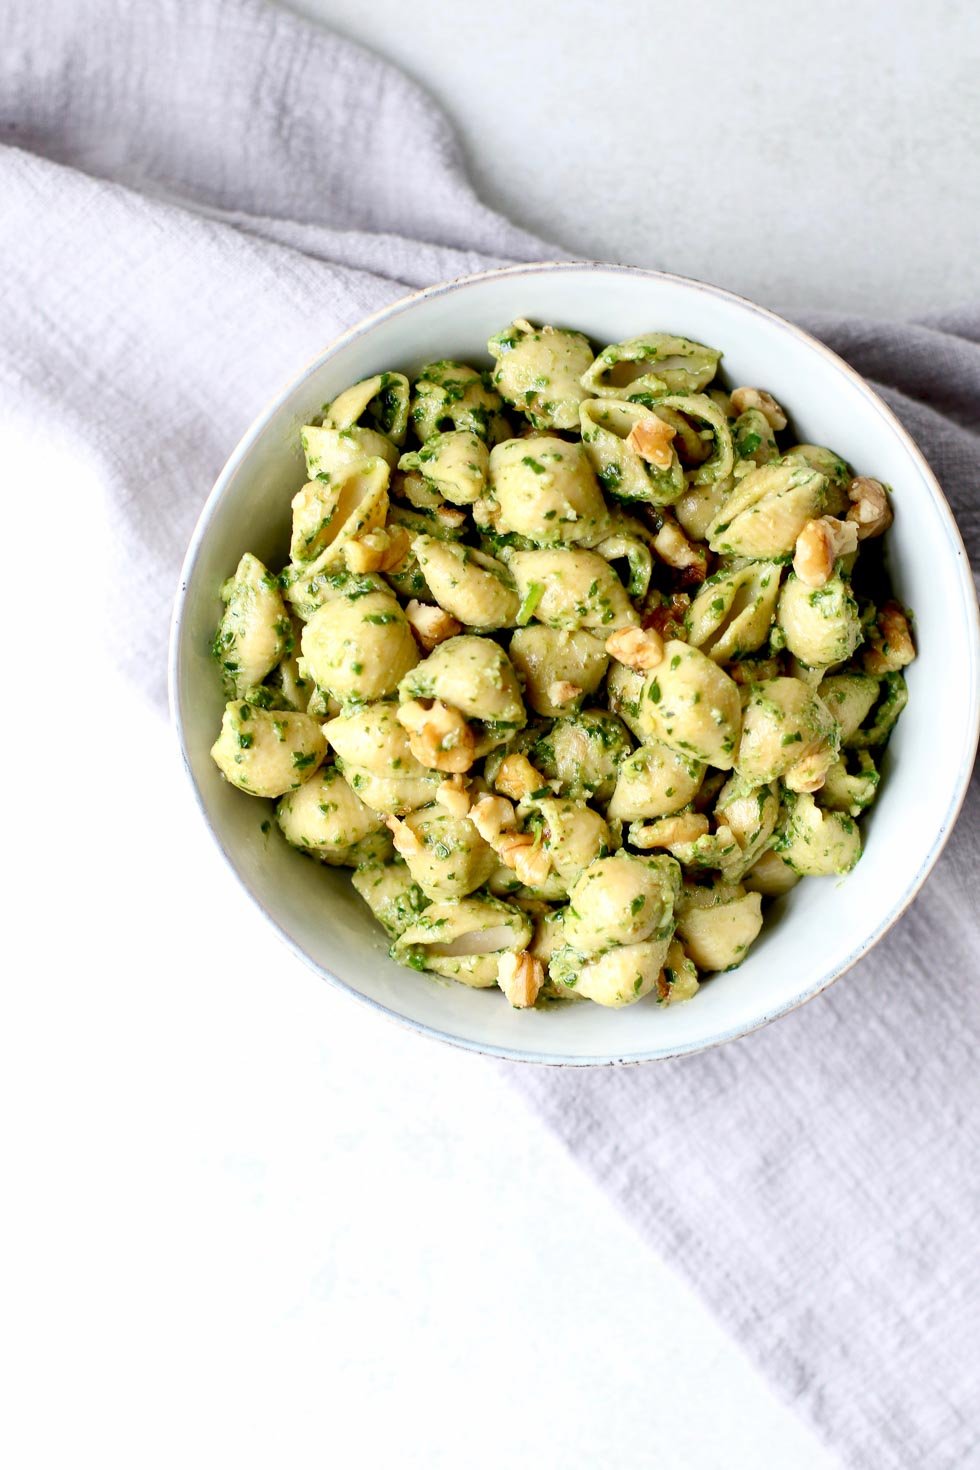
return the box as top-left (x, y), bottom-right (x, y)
top-left (2, 3), bottom-right (977, 1467)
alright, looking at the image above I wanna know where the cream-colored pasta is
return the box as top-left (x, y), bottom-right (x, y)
top-left (561, 852), bottom-right (680, 953)
top-left (781, 443), bottom-right (852, 514)
top-left (595, 530), bottom-right (653, 602)
top-left (607, 742), bottom-right (704, 822)
top-left (775, 792), bottom-right (862, 876)
top-left (350, 859), bottom-right (428, 939)
top-left (508, 626), bottom-right (609, 716)
top-left (743, 847), bottom-right (800, 897)
top-left (529, 708), bottom-right (634, 803)
top-left (530, 797), bottom-right (614, 898)
top-left (412, 536), bottom-right (520, 631)
top-left (674, 881), bottom-right (764, 972)
top-left (846, 672), bottom-right (908, 748)
top-left (213, 553), bottom-right (292, 699)
top-left (732, 407), bottom-right (778, 466)
top-left (707, 462), bottom-right (829, 558)
top-left (322, 371), bottom-right (410, 446)
top-left (392, 805), bottom-right (498, 901)
top-left (777, 572), bottom-right (863, 668)
top-left (211, 700), bottom-right (327, 797)
top-left (393, 895), bottom-right (533, 987)
top-left (687, 562), bottom-right (783, 663)
top-left (674, 478), bottom-right (733, 541)
top-left (508, 548), bottom-right (639, 632)
top-left (714, 776), bottom-right (781, 878)
top-left (817, 751), bottom-right (879, 816)
top-left (658, 939), bottom-right (700, 1004)
top-left (301, 422), bottom-right (399, 477)
top-left (641, 640), bottom-right (742, 768)
top-left (322, 702), bottom-right (441, 815)
top-left (301, 589), bottom-right (418, 704)
top-left (288, 456), bottom-right (389, 565)
top-left (579, 398), bottom-right (685, 504)
top-left (563, 940), bottom-right (674, 1008)
top-left (816, 671), bottom-right (880, 741)
top-left (487, 319), bottom-right (595, 430)
top-left (276, 763), bottom-right (391, 863)
top-left (643, 392), bottom-right (734, 488)
top-left (605, 661), bottom-right (659, 743)
top-left (580, 333), bottom-right (722, 397)
top-left (398, 429), bottom-right (489, 506)
top-left (211, 317), bottom-right (912, 1014)
top-left (736, 677), bottom-right (840, 790)
top-left (486, 436), bottom-right (611, 545)
top-left (410, 361), bottom-right (508, 444)
top-left (399, 634), bottom-right (526, 756)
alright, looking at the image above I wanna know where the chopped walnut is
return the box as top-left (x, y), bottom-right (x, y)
top-left (435, 505), bottom-right (467, 530)
top-left (631, 813), bottom-right (709, 849)
top-left (783, 745), bottom-right (835, 794)
top-left (653, 516), bottom-right (707, 579)
top-left (435, 775), bottom-right (471, 818)
top-left (642, 592), bottom-right (691, 641)
top-left (793, 516), bottom-right (859, 588)
top-left (847, 477), bottom-right (893, 540)
top-left (396, 699), bottom-right (475, 773)
top-left (497, 950), bottom-right (544, 1008)
top-left (404, 599), bottom-right (462, 650)
top-left (627, 414), bottom-right (676, 469)
top-left (497, 831), bottom-right (552, 888)
top-left (385, 815), bottom-right (422, 858)
top-left (863, 600), bottom-right (915, 675)
top-left (343, 525), bottom-right (411, 574)
top-left (729, 387), bottom-right (788, 431)
top-left (494, 753), bottom-right (546, 802)
top-left (469, 794), bottom-right (517, 844)
top-left (728, 657), bottom-right (782, 686)
top-left (547, 679), bottom-right (583, 707)
top-left (605, 624), bottom-right (665, 671)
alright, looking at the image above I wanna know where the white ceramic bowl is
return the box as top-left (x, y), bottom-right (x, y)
top-left (170, 263), bottom-right (979, 1065)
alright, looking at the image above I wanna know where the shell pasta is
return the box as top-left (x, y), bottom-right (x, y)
top-left (210, 321), bottom-right (913, 1011)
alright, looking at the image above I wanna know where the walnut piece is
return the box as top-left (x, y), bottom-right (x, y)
top-left (547, 679), bottom-right (582, 707)
top-left (434, 775), bottom-right (471, 818)
top-left (604, 625), bottom-right (665, 671)
top-left (496, 832), bottom-right (551, 888)
top-left (404, 599), bottom-right (462, 650)
top-left (847, 477), bottom-right (893, 540)
top-left (342, 525), bottom-right (411, 574)
top-left (631, 813), bottom-right (709, 849)
top-left (396, 699), bottom-right (475, 773)
top-left (494, 753), bottom-right (546, 802)
top-left (653, 516), bottom-right (706, 577)
top-left (793, 516), bottom-right (859, 588)
top-left (783, 745), bottom-right (835, 794)
top-left (385, 815), bottom-right (423, 857)
top-left (729, 386), bottom-right (788, 431)
top-left (863, 600), bottom-right (915, 675)
top-left (497, 951), bottom-right (544, 1009)
top-left (468, 794), bottom-right (517, 844)
top-left (626, 414), bottom-right (676, 469)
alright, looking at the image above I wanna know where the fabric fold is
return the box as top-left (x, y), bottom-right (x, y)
top-left (1, 3), bottom-right (977, 1467)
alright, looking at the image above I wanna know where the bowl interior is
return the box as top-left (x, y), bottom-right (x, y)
top-left (171, 265), bottom-right (978, 1063)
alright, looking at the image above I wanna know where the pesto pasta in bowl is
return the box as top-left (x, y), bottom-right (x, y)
top-left (170, 265), bottom-right (979, 1065)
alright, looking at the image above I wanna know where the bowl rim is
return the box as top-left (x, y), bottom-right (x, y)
top-left (169, 260), bottom-right (980, 1066)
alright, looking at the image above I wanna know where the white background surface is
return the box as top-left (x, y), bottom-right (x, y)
top-left (287, 0), bottom-right (980, 317)
top-left (6, 3), bottom-right (978, 1467)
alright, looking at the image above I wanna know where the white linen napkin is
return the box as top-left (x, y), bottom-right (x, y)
top-left (2, 3), bottom-right (977, 1466)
